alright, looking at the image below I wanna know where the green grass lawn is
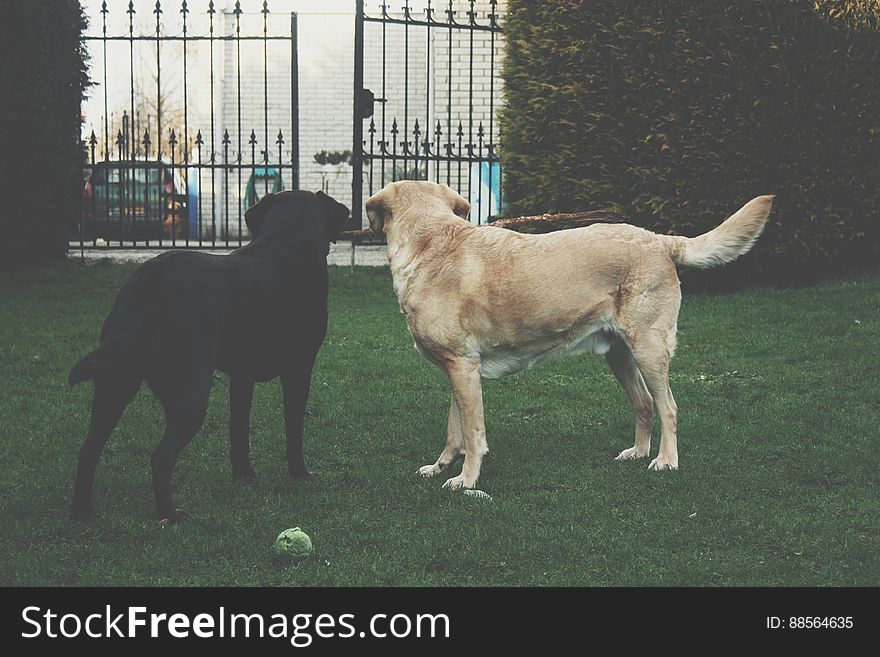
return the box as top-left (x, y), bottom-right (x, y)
top-left (1, 260), bottom-right (878, 586)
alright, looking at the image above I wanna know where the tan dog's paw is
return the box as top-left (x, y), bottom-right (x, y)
top-left (648, 456), bottom-right (678, 471)
top-left (442, 474), bottom-right (476, 490)
top-left (418, 463), bottom-right (442, 477)
top-left (615, 446), bottom-right (649, 461)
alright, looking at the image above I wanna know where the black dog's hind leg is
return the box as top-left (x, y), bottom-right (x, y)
top-left (281, 358), bottom-right (317, 480)
top-left (229, 377), bottom-right (256, 479)
top-left (71, 375), bottom-right (141, 519)
top-left (150, 370), bottom-right (212, 523)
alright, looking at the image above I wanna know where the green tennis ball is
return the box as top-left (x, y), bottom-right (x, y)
top-left (274, 527), bottom-right (313, 562)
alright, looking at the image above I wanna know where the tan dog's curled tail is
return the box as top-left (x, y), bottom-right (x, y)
top-left (670, 195), bottom-right (774, 269)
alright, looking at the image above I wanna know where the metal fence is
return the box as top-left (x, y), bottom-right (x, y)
top-left (72, 1), bottom-right (504, 253)
top-left (74, 0), bottom-right (300, 251)
top-left (352, 0), bottom-right (504, 228)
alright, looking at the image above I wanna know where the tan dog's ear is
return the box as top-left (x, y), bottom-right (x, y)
top-left (441, 184), bottom-right (471, 220)
top-left (365, 186), bottom-right (393, 235)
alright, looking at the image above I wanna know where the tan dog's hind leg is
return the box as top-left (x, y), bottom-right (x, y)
top-left (630, 333), bottom-right (679, 470)
top-left (418, 395), bottom-right (464, 477)
top-left (442, 358), bottom-right (488, 490)
top-left (604, 341), bottom-right (653, 461)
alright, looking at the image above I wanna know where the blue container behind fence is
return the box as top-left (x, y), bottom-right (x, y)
top-left (187, 172), bottom-right (199, 238)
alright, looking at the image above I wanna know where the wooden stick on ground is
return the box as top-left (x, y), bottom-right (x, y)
top-left (337, 209), bottom-right (625, 241)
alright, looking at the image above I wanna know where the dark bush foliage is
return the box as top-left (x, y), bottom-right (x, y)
top-left (0, 1), bottom-right (89, 267)
top-left (500, 0), bottom-right (880, 287)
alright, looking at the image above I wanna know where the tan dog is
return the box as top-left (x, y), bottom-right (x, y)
top-left (366, 181), bottom-right (773, 490)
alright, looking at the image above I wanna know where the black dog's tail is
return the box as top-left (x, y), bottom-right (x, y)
top-left (69, 283), bottom-right (148, 386)
top-left (69, 351), bottom-right (100, 386)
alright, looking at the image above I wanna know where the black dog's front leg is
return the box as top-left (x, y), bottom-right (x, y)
top-left (229, 376), bottom-right (256, 479)
top-left (281, 360), bottom-right (316, 480)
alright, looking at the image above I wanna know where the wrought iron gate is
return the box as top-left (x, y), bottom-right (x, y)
top-left (75, 1), bottom-right (300, 251)
top-left (73, 1), bottom-right (504, 253)
top-left (352, 0), bottom-right (503, 229)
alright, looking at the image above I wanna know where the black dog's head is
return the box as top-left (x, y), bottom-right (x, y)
top-left (245, 190), bottom-right (350, 247)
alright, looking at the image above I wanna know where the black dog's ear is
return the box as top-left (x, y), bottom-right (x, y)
top-left (316, 191), bottom-right (350, 243)
top-left (245, 192), bottom-right (277, 237)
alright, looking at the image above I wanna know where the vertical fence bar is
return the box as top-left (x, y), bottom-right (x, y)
top-left (196, 130), bottom-right (203, 245)
top-left (170, 130), bottom-right (178, 246)
top-left (434, 120), bottom-right (442, 183)
top-left (477, 122), bottom-right (483, 224)
top-left (143, 130), bottom-right (151, 235)
top-left (223, 129), bottom-right (230, 241)
top-left (209, 1), bottom-right (217, 246)
top-left (368, 118), bottom-right (376, 195)
top-left (277, 130), bottom-right (284, 192)
top-left (262, 1), bottom-right (269, 199)
top-left (457, 120), bottom-right (463, 194)
top-left (412, 120), bottom-right (420, 180)
top-left (467, 0), bottom-right (475, 206)
top-left (488, 0), bottom-right (496, 218)
top-left (402, 2), bottom-right (410, 179)
top-left (155, 1), bottom-right (163, 248)
top-left (116, 130), bottom-right (124, 246)
top-left (85, 133), bottom-right (96, 258)
top-left (249, 129), bottom-right (257, 226)
top-left (234, 1), bottom-right (243, 245)
top-left (291, 12), bottom-right (299, 189)
top-left (101, 3), bottom-right (109, 162)
top-left (128, 0), bottom-right (136, 163)
top-left (352, 0), bottom-right (365, 228)
top-left (391, 118), bottom-right (398, 181)
top-left (380, 4), bottom-right (387, 189)
top-left (446, 1), bottom-right (453, 185)
top-left (127, 1), bottom-right (137, 246)
top-left (425, 0), bottom-right (432, 181)
top-left (182, 0), bottom-right (190, 246)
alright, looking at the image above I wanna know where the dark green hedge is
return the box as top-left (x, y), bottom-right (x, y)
top-left (500, 1), bottom-right (880, 287)
top-left (0, 1), bottom-right (89, 267)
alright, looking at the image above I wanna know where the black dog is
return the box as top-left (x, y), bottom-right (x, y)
top-left (69, 190), bottom-right (349, 522)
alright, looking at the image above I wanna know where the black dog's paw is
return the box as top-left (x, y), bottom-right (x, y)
top-left (158, 508), bottom-right (187, 527)
top-left (232, 465), bottom-right (257, 481)
top-left (70, 503), bottom-right (95, 522)
top-left (288, 469), bottom-right (318, 483)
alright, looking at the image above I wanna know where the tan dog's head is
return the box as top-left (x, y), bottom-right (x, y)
top-left (365, 181), bottom-right (471, 235)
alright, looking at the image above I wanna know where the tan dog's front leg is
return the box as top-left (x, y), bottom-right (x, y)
top-left (418, 396), bottom-right (464, 477)
top-left (441, 358), bottom-right (487, 490)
